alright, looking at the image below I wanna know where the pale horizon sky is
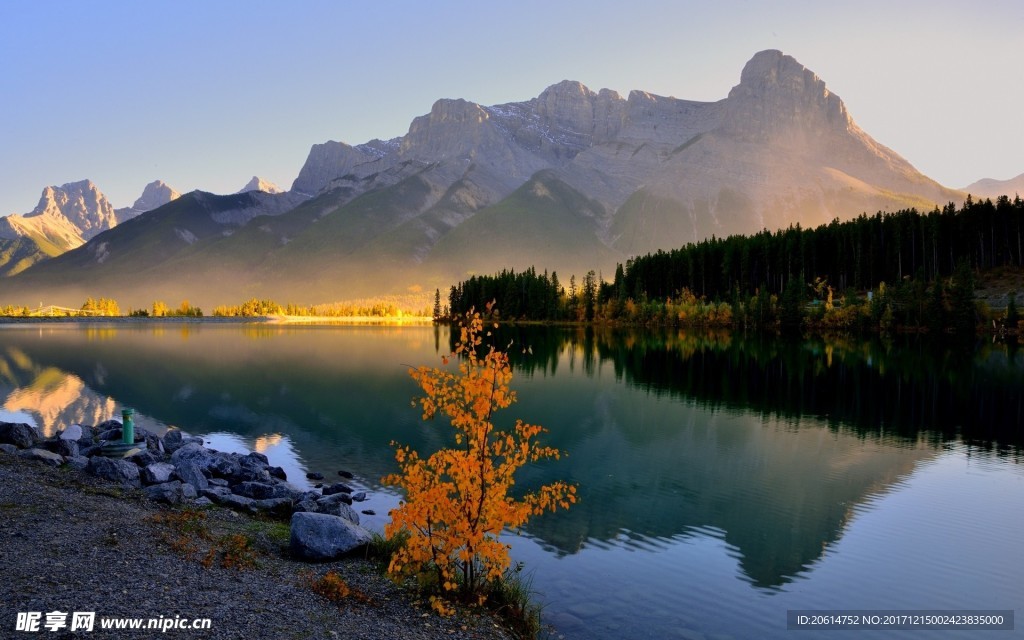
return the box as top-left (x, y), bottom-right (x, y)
top-left (1, 0), bottom-right (1022, 215)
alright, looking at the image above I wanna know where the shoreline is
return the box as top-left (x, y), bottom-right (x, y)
top-left (0, 421), bottom-right (514, 639)
top-left (0, 315), bottom-right (435, 326)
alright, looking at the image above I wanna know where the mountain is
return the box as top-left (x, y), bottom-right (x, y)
top-left (0, 50), bottom-right (966, 309)
top-left (0, 179), bottom-right (180, 277)
top-left (0, 180), bottom-right (116, 276)
top-left (237, 176), bottom-right (282, 194)
top-left (963, 172), bottom-right (1024, 200)
top-left (114, 180), bottom-right (181, 223)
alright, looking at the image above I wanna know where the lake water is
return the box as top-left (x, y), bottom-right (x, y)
top-left (2, 323), bottom-right (1022, 639)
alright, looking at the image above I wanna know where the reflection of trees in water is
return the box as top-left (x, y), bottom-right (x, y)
top-left (502, 327), bottom-right (1022, 448)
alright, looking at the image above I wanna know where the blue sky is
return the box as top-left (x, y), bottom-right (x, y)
top-left (1, 0), bottom-right (1022, 215)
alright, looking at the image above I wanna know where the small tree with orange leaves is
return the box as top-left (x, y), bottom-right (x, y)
top-left (383, 303), bottom-right (576, 613)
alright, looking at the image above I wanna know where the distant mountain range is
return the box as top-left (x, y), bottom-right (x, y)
top-left (1, 50), bottom-right (1010, 310)
top-left (963, 172), bottom-right (1024, 200)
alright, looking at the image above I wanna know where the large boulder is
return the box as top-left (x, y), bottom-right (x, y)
top-left (315, 495), bottom-right (360, 524)
top-left (86, 456), bottom-right (141, 488)
top-left (162, 429), bottom-right (202, 453)
top-left (58, 424), bottom-right (83, 441)
top-left (170, 443), bottom-right (215, 470)
top-left (0, 422), bottom-right (40, 449)
top-left (18, 448), bottom-right (64, 467)
top-left (289, 512), bottom-right (372, 561)
top-left (41, 438), bottom-right (78, 458)
top-left (144, 480), bottom-right (197, 505)
top-left (140, 462), bottom-right (176, 485)
top-left (322, 482), bottom-right (352, 496)
top-left (174, 461), bottom-right (209, 492)
top-left (207, 453), bottom-right (242, 480)
top-left (232, 481), bottom-right (290, 500)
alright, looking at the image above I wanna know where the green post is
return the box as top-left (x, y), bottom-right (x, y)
top-left (121, 408), bottom-right (135, 444)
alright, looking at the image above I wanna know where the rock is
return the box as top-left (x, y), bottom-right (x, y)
top-left (174, 462), bottom-right (209, 492)
top-left (315, 497), bottom-right (360, 525)
top-left (145, 480), bottom-right (197, 505)
top-left (232, 481), bottom-right (289, 500)
top-left (289, 512), bottom-right (372, 561)
top-left (42, 438), bottom-right (78, 458)
top-left (192, 497), bottom-right (214, 508)
top-left (207, 453), bottom-right (242, 479)
top-left (253, 497), bottom-right (293, 517)
top-left (140, 462), bottom-right (176, 485)
top-left (18, 447), bottom-right (64, 467)
top-left (96, 419), bottom-right (122, 431)
top-left (58, 424), bottom-right (83, 441)
top-left (216, 493), bottom-right (257, 512)
top-left (97, 428), bottom-right (122, 441)
top-left (235, 457), bottom-right (271, 483)
top-left (162, 429), bottom-right (202, 453)
top-left (86, 456), bottom-right (141, 488)
top-left (170, 443), bottom-right (215, 470)
top-left (361, 510), bottom-right (376, 516)
top-left (64, 455), bottom-right (90, 471)
top-left (79, 444), bottom-right (102, 458)
top-left (337, 470), bottom-right (354, 479)
top-left (0, 422), bottom-right (40, 449)
top-left (0, 443), bottom-right (20, 455)
top-left (208, 477), bottom-right (230, 487)
top-left (322, 482), bottom-right (352, 496)
top-left (268, 466), bottom-right (286, 480)
top-left (292, 494), bottom-right (320, 514)
top-left (305, 472), bottom-right (324, 481)
top-left (351, 492), bottom-right (367, 502)
top-left (199, 486), bottom-right (233, 501)
top-left (246, 451), bottom-right (269, 465)
top-left (126, 450), bottom-right (158, 467)
top-left (318, 491), bottom-right (352, 507)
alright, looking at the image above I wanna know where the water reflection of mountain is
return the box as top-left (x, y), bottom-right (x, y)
top-left (2, 324), bottom-right (1016, 588)
top-left (0, 347), bottom-right (117, 437)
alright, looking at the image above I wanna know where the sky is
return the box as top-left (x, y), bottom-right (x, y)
top-left (1, 0), bottom-right (1022, 216)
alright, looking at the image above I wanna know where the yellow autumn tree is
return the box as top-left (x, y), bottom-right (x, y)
top-left (383, 303), bottom-right (576, 612)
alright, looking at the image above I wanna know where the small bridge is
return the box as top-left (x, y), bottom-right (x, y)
top-left (27, 305), bottom-right (103, 317)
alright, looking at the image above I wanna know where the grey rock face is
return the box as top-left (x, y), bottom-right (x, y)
top-left (290, 512), bottom-right (372, 561)
top-left (140, 462), bottom-right (176, 485)
top-left (322, 482), bottom-right (352, 496)
top-left (170, 442), bottom-right (216, 470)
top-left (0, 443), bottom-right (20, 455)
top-left (162, 429), bottom-right (202, 453)
top-left (232, 481), bottom-right (289, 500)
top-left (174, 462), bottom-right (209, 492)
top-left (64, 455), bottom-right (90, 471)
top-left (315, 496), bottom-right (360, 524)
top-left (18, 448), bottom-right (64, 466)
top-left (42, 438), bottom-right (78, 458)
top-left (145, 480), bottom-right (197, 505)
top-left (28, 180), bottom-right (118, 240)
top-left (86, 456), bottom-right (141, 488)
top-left (0, 422), bottom-right (40, 449)
top-left (58, 424), bottom-right (83, 441)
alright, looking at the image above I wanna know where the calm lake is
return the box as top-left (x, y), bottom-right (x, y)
top-left (2, 323), bottom-right (1022, 639)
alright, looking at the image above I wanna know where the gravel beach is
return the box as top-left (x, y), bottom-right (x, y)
top-left (0, 453), bottom-right (515, 640)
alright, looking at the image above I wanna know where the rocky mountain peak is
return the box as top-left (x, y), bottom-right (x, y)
top-left (722, 49), bottom-right (850, 143)
top-left (237, 176), bottom-right (282, 194)
top-left (30, 179), bottom-right (118, 240)
top-left (132, 180), bottom-right (180, 211)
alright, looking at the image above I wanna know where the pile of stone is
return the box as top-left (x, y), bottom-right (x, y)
top-left (0, 420), bottom-right (372, 560)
